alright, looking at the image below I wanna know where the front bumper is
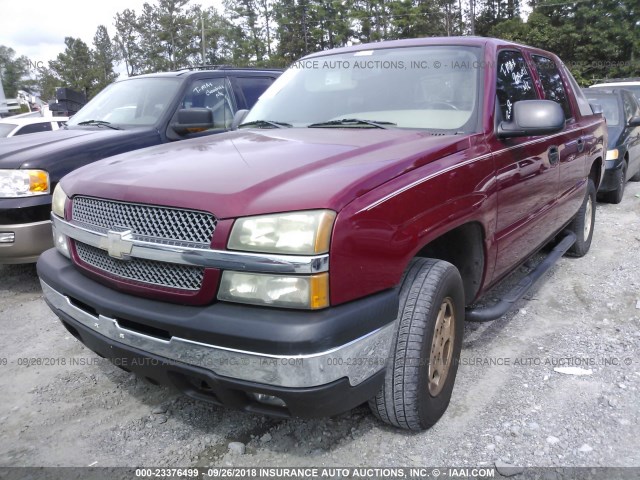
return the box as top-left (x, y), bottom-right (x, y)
top-left (0, 220), bottom-right (53, 264)
top-left (598, 159), bottom-right (624, 193)
top-left (37, 249), bottom-right (398, 417)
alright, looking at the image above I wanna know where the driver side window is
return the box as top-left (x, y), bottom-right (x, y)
top-left (496, 50), bottom-right (538, 121)
top-left (181, 78), bottom-right (236, 129)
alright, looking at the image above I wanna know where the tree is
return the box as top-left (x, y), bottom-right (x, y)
top-left (49, 37), bottom-right (96, 98)
top-left (114, 9), bottom-right (143, 76)
top-left (0, 46), bottom-right (30, 97)
top-left (36, 67), bottom-right (61, 101)
top-left (92, 25), bottom-right (118, 94)
top-left (224, 0), bottom-right (267, 62)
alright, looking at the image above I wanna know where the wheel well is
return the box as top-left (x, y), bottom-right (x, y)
top-left (415, 222), bottom-right (485, 305)
top-left (590, 158), bottom-right (602, 190)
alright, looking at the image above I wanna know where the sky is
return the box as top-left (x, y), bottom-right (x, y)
top-left (0, 0), bottom-right (225, 76)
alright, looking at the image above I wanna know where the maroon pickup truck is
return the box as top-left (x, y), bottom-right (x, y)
top-left (37, 37), bottom-right (606, 431)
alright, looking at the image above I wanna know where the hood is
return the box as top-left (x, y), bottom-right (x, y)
top-left (0, 127), bottom-right (161, 181)
top-left (62, 128), bottom-right (472, 219)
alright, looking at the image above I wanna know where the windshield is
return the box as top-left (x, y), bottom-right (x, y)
top-left (585, 95), bottom-right (620, 126)
top-left (0, 124), bottom-right (17, 137)
top-left (244, 45), bottom-right (482, 132)
top-left (68, 77), bottom-right (182, 128)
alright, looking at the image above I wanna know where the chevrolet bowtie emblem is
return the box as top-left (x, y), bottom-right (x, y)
top-left (100, 229), bottom-right (134, 260)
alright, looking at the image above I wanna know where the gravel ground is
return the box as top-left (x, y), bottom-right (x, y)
top-left (0, 182), bottom-right (639, 471)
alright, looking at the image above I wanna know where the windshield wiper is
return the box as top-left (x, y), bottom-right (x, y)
top-left (238, 120), bottom-right (292, 129)
top-left (308, 118), bottom-right (396, 129)
top-left (76, 120), bottom-right (122, 130)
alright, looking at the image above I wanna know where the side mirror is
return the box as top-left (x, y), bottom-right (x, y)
top-left (173, 108), bottom-right (214, 135)
top-left (231, 109), bottom-right (249, 130)
top-left (629, 115), bottom-right (640, 127)
top-left (498, 100), bottom-right (565, 138)
top-left (589, 103), bottom-right (603, 115)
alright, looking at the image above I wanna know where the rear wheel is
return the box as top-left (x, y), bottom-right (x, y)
top-left (369, 258), bottom-right (464, 430)
top-left (566, 179), bottom-right (596, 257)
top-left (601, 162), bottom-right (626, 204)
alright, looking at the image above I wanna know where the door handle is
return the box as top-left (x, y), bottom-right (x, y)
top-left (548, 146), bottom-right (559, 165)
top-left (577, 138), bottom-right (585, 153)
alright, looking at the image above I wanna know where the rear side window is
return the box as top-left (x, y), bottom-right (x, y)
top-left (236, 77), bottom-right (274, 108)
top-left (496, 50), bottom-right (537, 121)
top-left (14, 122), bottom-right (53, 135)
top-left (531, 55), bottom-right (572, 119)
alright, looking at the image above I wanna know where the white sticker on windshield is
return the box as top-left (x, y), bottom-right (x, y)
top-left (325, 72), bottom-right (341, 86)
top-left (354, 51), bottom-right (374, 56)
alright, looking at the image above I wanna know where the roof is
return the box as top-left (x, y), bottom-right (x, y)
top-left (121, 66), bottom-right (282, 80)
top-left (0, 116), bottom-right (68, 126)
top-left (302, 36), bottom-right (544, 59)
top-left (591, 81), bottom-right (640, 87)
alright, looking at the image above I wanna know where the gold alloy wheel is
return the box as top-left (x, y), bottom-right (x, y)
top-left (428, 297), bottom-right (456, 396)
top-left (584, 195), bottom-right (593, 240)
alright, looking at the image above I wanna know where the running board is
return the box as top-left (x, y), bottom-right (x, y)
top-left (465, 231), bottom-right (576, 323)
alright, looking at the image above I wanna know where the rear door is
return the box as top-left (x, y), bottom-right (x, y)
top-left (230, 75), bottom-right (278, 110)
top-left (530, 54), bottom-right (586, 228)
top-left (492, 49), bottom-right (561, 281)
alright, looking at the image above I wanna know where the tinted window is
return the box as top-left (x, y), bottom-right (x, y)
top-left (14, 122), bottom-right (53, 135)
top-left (236, 77), bottom-right (274, 108)
top-left (180, 78), bottom-right (236, 129)
top-left (496, 50), bottom-right (537, 121)
top-left (531, 55), bottom-right (572, 119)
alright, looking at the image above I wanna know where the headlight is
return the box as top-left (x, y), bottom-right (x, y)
top-left (218, 271), bottom-right (329, 309)
top-left (228, 210), bottom-right (336, 255)
top-left (0, 169), bottom-right (50, 198)
top-left (51, 183), bottom-right (69, 218)
top-left (606, 149), bottom-right (619, 161)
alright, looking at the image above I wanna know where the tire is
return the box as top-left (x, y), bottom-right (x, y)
top-left (369, 258), bottom-right (465, 431)
top-left (601, 162), bottom-right (626, 204)
top-left (566, 178), bottom-right (596, 257)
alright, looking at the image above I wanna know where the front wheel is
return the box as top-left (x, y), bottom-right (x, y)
top-left (566, 178), bottom-right (596, 257)
top-left (601, 162), bottom-right (626, 204)
top-left (369, 258), bottom-right (464, 431)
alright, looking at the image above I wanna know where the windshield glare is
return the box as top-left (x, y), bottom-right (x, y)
top-left (244, 46), bottom-right (482, 132)
top-left (68, 77), bottom-right (182, 128)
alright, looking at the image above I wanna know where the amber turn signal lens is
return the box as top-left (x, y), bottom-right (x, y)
top-left (29, 170), bottom-right (50, 193)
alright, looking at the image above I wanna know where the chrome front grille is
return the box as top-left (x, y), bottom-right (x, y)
top-left (72, 196), bottom-right (217, 245)
top-left (75, 242), bottom-right (204, 291)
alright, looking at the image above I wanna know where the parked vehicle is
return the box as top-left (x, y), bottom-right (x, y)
top-left (583, 88), bottom-right (640, 203)
top-left (37, 38), bottom-right (606, 430)
top-left (0, 116), bottom-right (69, 138)
top-left (590, 78), bottom-right (640, 100)
top-left (0, 67), bottom-right (281, 263)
